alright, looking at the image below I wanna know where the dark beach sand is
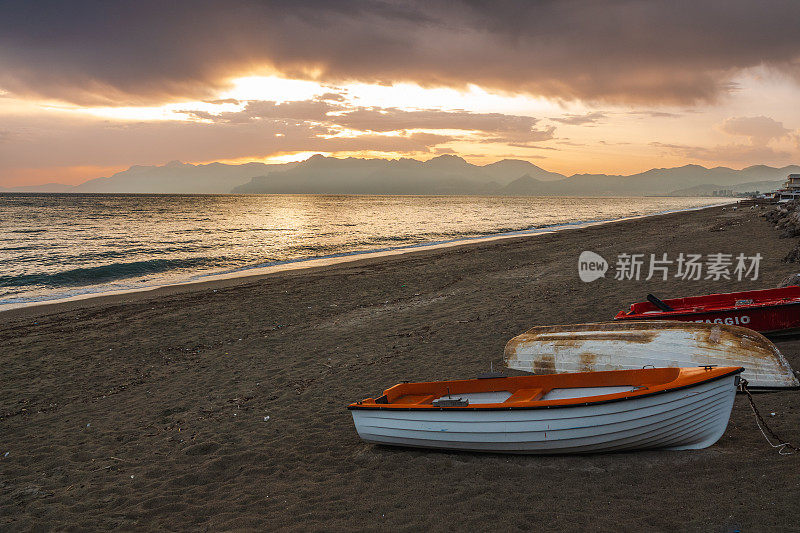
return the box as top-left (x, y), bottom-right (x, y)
top-left (2, 205), bottom-right (799, 531)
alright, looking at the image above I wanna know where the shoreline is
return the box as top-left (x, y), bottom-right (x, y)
top-left (3, 201), bottom-right (799, 531)
top-left (0, 200), bottom-right (732, 317)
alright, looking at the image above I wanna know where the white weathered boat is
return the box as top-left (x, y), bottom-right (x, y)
top-left (348, 366), bottom-right (743, 453)
top-left (504, 321), bottom-right (798, 389)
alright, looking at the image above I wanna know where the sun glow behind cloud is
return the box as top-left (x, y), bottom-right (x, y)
top-left (48, 75), bottom-right (564, 125)
top-left (66, 100), bottom-right (245, 122)
top-left (212, 150), bottom-right (410, 166)
top-left (221, 76), bottom-right (330, 103)
top-left (2, 72), bottom-right (799, 186)
top-left (30, 75), bottom-right (578, 170)
top-left (342, 81), bottom-right (563, 116)
top-left (4, 0), bottom-right (800, 189)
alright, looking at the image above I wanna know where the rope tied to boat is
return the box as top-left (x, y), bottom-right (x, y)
top-left (739, 379), bottom-right (798, 456)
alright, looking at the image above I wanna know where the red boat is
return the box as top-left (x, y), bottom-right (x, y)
top-left (614, 286), bottom-right (800, 337)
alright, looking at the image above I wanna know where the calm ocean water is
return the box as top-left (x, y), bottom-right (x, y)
top-left (0, 194), bottom-right (724, 308)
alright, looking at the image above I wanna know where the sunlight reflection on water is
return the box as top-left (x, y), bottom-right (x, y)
top-left (0, 193), bottom-right (723, 305)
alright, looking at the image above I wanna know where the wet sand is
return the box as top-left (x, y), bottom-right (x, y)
top-left (2, 205), bottom-right (799, 531)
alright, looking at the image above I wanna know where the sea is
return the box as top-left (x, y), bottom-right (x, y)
top-left (0, 194), bottom-right (727, 309)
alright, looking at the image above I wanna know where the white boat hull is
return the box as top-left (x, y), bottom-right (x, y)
top-left (504, 321), bottom-right (798, 389)
top-left (351, 374), bottom-right (738, 453)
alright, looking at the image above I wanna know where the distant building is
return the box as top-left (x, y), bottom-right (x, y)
top-left (711, 189), bottom-right (734, 197)
top-left (765, 173), bottom-right (800, 202)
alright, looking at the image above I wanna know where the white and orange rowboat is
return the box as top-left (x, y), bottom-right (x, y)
top-left (348, 366), bottom-right (743, 454)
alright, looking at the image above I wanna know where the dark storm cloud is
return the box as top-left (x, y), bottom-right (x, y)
top-left (1, 1), bottom-right (800, 105)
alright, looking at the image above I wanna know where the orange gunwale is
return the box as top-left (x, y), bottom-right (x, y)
top-left (347, 367), bottom-right (744, 411)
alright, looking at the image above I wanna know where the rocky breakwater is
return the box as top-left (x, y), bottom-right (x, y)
top-left (763, 201), bottom-right (800, 262)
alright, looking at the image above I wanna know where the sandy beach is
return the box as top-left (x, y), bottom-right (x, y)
top-left (2, 204), bottom-right (799, 531)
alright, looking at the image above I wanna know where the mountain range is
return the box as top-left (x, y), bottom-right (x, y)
top-left (234, 156), bottom-right (799, 196)
top-left (0, 160), bottom-right (296, 194)
top-left (2, 155), bottom-right (798, 196)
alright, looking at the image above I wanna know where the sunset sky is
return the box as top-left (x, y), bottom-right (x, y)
top-left (1, 0), bottom-right (800, 187)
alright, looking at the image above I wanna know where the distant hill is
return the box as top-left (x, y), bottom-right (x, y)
top-left (233, 155), bottom-right (564, 194)
top-left (72, 161), bottom-right (296, 193)
top-left (3, 156), bottom-right (798, 196)
top-left (236, 156), bottom-right (800, 196)
top-left (0, 161), bottom-right (296, 194)
top-left (481, 159), bottom-right (565, 182)
top-left (541, 165), bottom-right (800, 196)
top-left (0, 183), bottom-right (74, 193)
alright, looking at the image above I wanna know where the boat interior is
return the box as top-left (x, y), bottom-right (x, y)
top-left (349, 367), bottom-right (741, 409)
top-left (624, 286), bottom-right (800, 315)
